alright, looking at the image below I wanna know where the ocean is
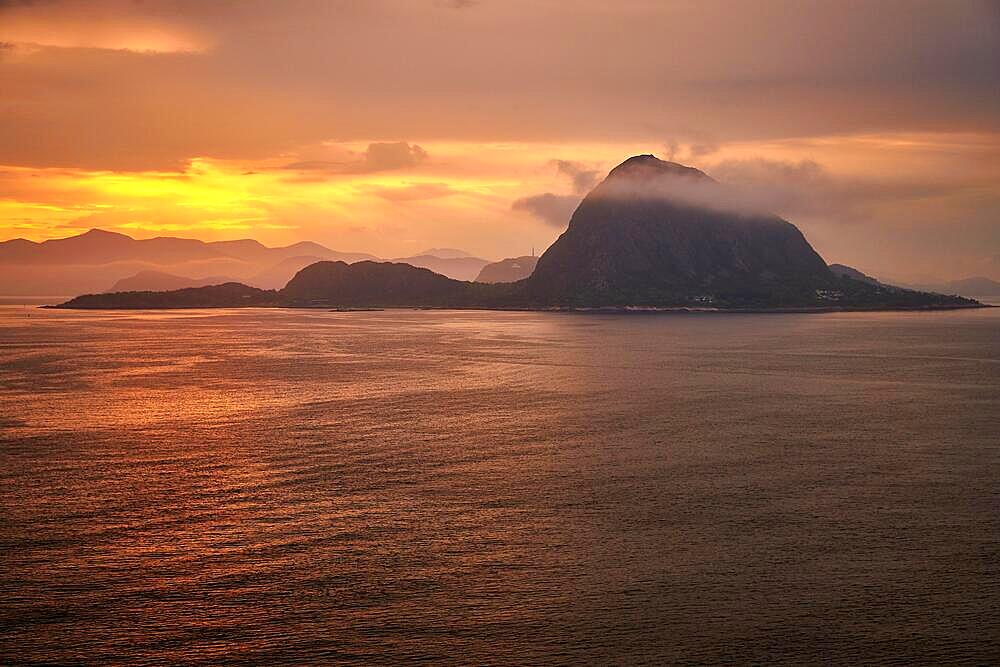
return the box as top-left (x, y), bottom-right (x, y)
top-left (2, 306), bottom-right (998, 664)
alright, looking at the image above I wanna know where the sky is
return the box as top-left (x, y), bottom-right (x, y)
top-left (0, 0), bottom-right (998, 281)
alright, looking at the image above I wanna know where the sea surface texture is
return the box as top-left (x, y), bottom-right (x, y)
top-left (1, 306), bottom-right (998, 664)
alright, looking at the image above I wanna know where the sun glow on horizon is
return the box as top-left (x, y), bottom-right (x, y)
top-left (1, 134), bottom-right (997, 276)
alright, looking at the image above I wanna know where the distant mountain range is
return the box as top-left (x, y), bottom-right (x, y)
top-left (0, 228), bottom-right (373, 266)
top-left (0, 228), bottom-right (496, 295)
top-left (389, 254), bottom-right (491, 282)
top-left (829, 264), bottom-right (1000, 298)
top-left (52, 156), bottom-right (982, 312)
top-left (107, 270), bottom-right (239, 293)
top-left (418, 247), bottom-right (476, 259)
top-left (0, 228), bottom-right (377, 296)
top-left (910, 276), bottom-right (1000, 298)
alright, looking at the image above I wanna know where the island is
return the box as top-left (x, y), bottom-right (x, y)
top-left (51, 156), bottom-right (983, 312)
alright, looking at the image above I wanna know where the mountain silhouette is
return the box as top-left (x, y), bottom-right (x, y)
top-left (106, 270), bottom-right (238, 293)
top-left (418, 247), bottom-right (476, 259)
top-left (389, 254), bottom-right (491, 281)
top-left (0, 229), bottom-right (376, 296)
top-left (0, 228), bottom-right (377, 266)
top-left (248, 255), bottom-right (327, 290)
top-left (59, 282), bottom-right (278, 309)
top-left (281, 261), bottom-right (496, 307)
top-left (942, 277), bottom-right (1000, 297)
top-left (828, 263), bottom-right (882, 286)
top-left (476, 256), bottom-right (539, 283)
top-left (527, 155), bottom-right (834, 306)
top-left (50, 157), bottom-right (983, 311)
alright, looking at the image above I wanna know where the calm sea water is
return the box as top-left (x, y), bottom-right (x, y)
top-left (1, 306), bottom-right (998, 665)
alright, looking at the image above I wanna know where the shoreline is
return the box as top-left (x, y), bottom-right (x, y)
top-left (40, 302), bottom-right (993, 314)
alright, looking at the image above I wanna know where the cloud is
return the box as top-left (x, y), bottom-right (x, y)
top-left (363, 141), bottom-right (428, 171)
top-left (689, 143), bottom-right (720, 159)
top-left (512, 193), bottom-right (580, 228)
top-left (367, 183), bottom-right (454, 201)
top-left (0, 0), bottom-right (208, 53)
top-left (552, 159), bottom-right (600, 194)
top-left (707, 157), bottom-right (981, 223)
top-left (2, 1), bottom-right (998, 171)
top-left (661, 138), bottom-right (721, 164)
top-left (434, 0), bottom-right (479, 8)
top-left (707, 158), bottom-right (831, 216)
top-left (283, 142), bottom-right (428, 176)
top-left (662, 140), bottom-right (680, 162)
top-left (587, 155), bottom-right (985, 228)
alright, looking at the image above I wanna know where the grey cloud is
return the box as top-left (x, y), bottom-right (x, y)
top-left (552, 160), bottom-right (599, 195)
top-left (661, 139), bottom-right (720, 164)
top-left (2, 1), bottom-right (998, 171)
top-left (707, 158), bottom-right (978, 223)
top-left (662, 140), bottom-right (680, 162)
top-left (689, 143), bottom-right (720, 159)
top-left (284, 142), bottom-right (428, 175)
top-left (362, 141), bottom-right (427, 171)
top-left (512, 193), bottom-right (580, 228)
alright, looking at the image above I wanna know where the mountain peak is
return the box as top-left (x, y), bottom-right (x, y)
top-left (607, 155), bottom-right (711, 182)
top-left (420, 247), bottom-right (474, 259)
top-left (527, 153), bottom-right (832, 306)
top-left (78, 228), bottom-right (132, 240)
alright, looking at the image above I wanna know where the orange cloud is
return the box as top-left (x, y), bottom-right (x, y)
top-left (0, 0), bottom-right (208, 53)
top-left (0, 2), bottom-right (996, 279)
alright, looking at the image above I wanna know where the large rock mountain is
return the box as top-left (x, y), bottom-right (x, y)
top-left (527, 155), bottom-right (835, 306)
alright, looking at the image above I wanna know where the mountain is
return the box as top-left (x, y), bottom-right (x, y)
top-left (107, 270), bottom-right (238, 293)
top-left (0, 229), bottom-right (376, 296)
top-left (48, 156), bottom-right (982, 312)
top-left (279, 261), bottom-right (523, 308)
top-left (0, 229), bottom-right (377, 266)
top-left (390, 254), bottom-right (491, 281)
top-left (55, 283), bottom-right (278, 309)
top-left (941, 277), bottom-right (1000, 297)
top-left (527, 155), bottom-right (836, 307)
top-left (52, 260), bottom-right (518, 309)
top-left (1, 229), bottom-right (216, 265)
top-left (419, 247), bottom-right (475, 259)
top-left (248, 255), bottom-right (326, 290)
top-left (898, 276), bottom-right (1000, 298)
top-left (828, 263), bottom-right (881, 286)
top-left (281, 261), bottom-right (478, 307)
top-left (476, 256), bottom-right (539, 283)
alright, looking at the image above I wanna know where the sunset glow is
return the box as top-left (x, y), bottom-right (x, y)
top-left (3, 3), bottom-right (1000, 664)
top-left (1, 0), bottom-right (997, 280)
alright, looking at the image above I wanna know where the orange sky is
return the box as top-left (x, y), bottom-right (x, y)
top-left (1, 0), bottom-right (998, 281)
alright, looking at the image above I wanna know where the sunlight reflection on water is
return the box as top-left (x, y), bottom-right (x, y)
top-left (2, 306), bottom-right (999, 664)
